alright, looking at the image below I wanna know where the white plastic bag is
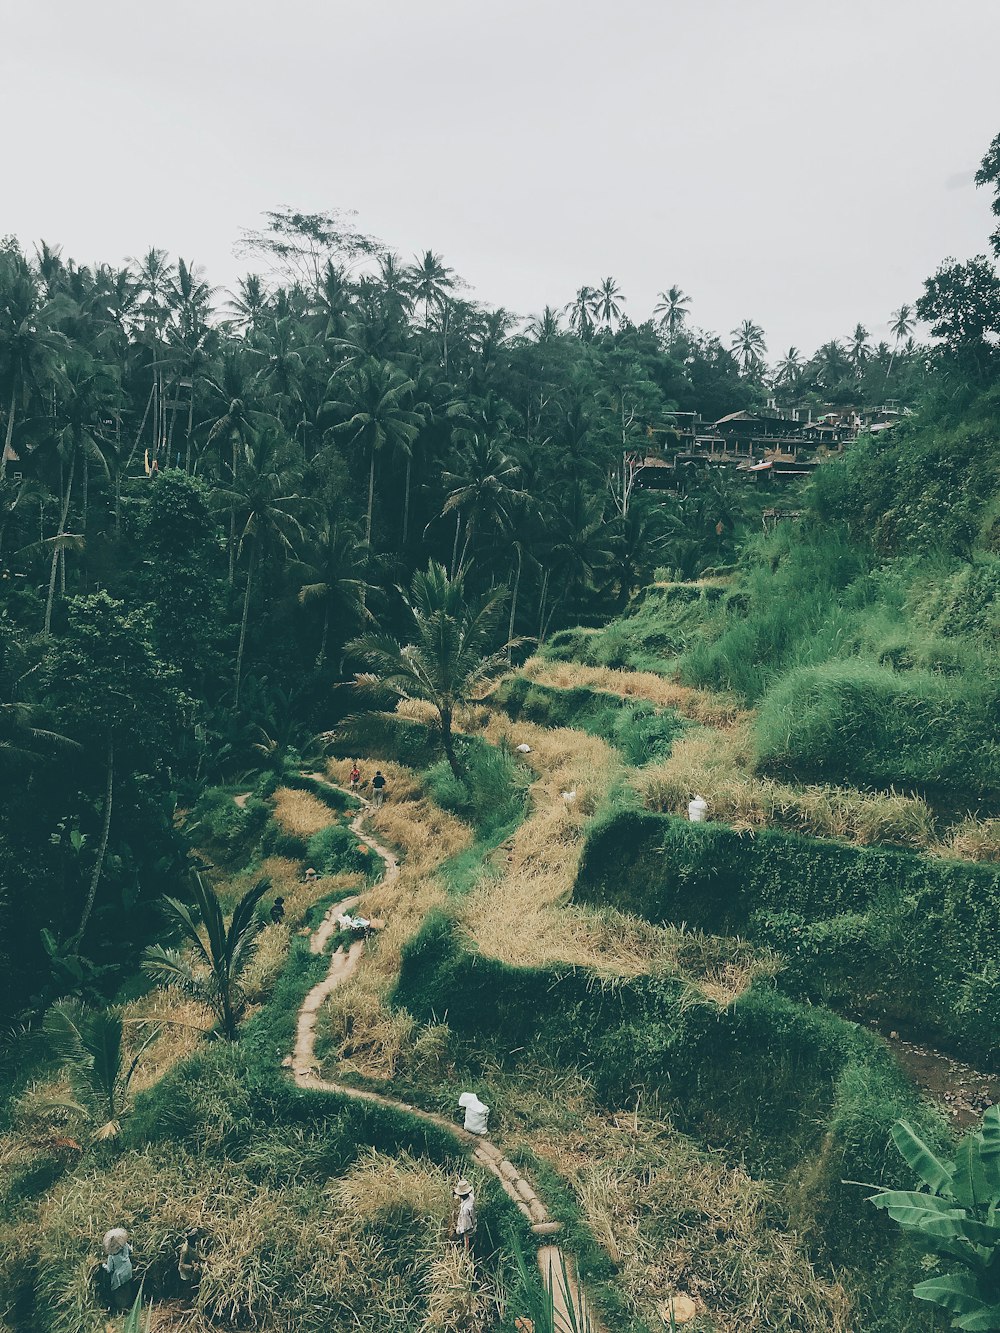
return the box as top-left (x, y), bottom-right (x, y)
top-left (458, 1091), bottom-right (490, 1135)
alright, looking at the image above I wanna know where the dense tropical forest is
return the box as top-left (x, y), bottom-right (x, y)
top-left (1, 130), bottom-right (1000, 1332)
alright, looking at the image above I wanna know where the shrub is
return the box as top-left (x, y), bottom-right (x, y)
top-left (306, 822), bottom-right (381, 879)
top-left (185, 788), bottom-right (269, 863)
top-left (423, 741), bottom-right (529, 839)
top-left (754, 659), bottom-right (1000, 795)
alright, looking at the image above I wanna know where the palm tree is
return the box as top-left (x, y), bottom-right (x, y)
top-left (0, 252), bottom-right (70, 479)
top-left (593, 277), bottom-right (625, 331)
top-left (348, 561), bottom-right (509, 778)
top-left (775, 346), bottom-right (804, 391)
top-left (142, 874), bottom-right (271, 1041)
top-left (407, 250), bottom-right (457, 327)
top-left (653, 285), bottom-right (691, 341)
top-left (323, 360), bottom-right (423, 546)
top-left (730, 319), bottom-right (767, 374)
top-left (35, 352), bottom-right (121, 633)
top-left (526, 306), bottom-right (562, 341)
top-left (811, 339), bottom-right (850, 390)
top-left (294, 518), bottom-right (371, 668)
top-left (213, 436), bottom-right (306, 704)
top-left (848, 322), bottom-right (871, 371)
top-left (440, 434), bottom-right (526, 574)
top-left (565, 286), bottom-right (598, 339)
top-left (886, 304), bottom-right (915, 381)
top-left (42, 1002), bottom-right (159, 1141)
top-left (226, 273), bottom-right (270, 333)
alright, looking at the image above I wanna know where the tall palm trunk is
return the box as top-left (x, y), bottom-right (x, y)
top-left (184, 383), bottom-right (195, 473)
top-left (71, 735), bottom-right (114, 948)
top-left (441, 705), bottom-right (461, 779)
top-left (507, 543), bottom-right (522, 659)
top-left (402, 454), bottom-right (412, 545)
top-left (0, 384), bottom-right (15, 481)
top-left (234, 543), bottom-right (257, 706)
top-left (44, 452), bottom-right (77, 635)
top-left (125, 381), bottom-right (155, 473)
top-left (450, 512), bottom-right (461, 576)
top-left (537, 567), bottom-right (550, 643)
top-left (366, 447), bottom-right (375, 546)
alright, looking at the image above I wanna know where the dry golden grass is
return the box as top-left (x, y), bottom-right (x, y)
top-left (453, 714), bottom-right (769, 1000)
top-left (250, 855), bottom-right (364, 922)
top-left (497, 1068), bottom-right (852, 1332)
top-left (120, 993), bottom-right (215, 1092)
top-left (325, 754), bottom-right (425, 805)
top-left (636, 726), bottom-right (937, 849)
top-left (241, 922), bottom-right (291, 1003)
top-left (521, 656), bottom-right (749, 729)
top-left (934, 815), bottom-right (1000, 862)
top-left (271, 786), bottom-right (332, 839)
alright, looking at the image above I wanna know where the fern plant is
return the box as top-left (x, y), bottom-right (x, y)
top-left (870, 1106), bottom-right (1000, 1329)
top-left (142, 873), bottom-right (270, 1041)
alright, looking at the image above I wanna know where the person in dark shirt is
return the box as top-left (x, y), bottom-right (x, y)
top-left (372, 771), bottom-right (386, 807)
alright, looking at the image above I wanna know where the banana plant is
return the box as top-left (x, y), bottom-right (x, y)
top-left (870, 1105), bottom-right (1000, 1329)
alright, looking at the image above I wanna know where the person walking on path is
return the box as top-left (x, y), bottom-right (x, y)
top-left (372, 770), bottom-right (386, 808)
top-left (98, 1227), bottom-right (134, 1311)
top-left (452, 1179), bottom-right (476, 1252)
top-left (349, 761), bottom-right (361, 792)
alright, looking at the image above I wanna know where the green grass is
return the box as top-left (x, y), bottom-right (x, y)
top-left (423, 740), bottom-right (531, 840)
top-left (494, 676), bottom-right (687, 765)
top-left (754, 657), bottom-right (1000, 795)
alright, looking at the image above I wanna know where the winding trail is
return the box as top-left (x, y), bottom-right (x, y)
top-left (287, 783), bottom-right (601, 1333)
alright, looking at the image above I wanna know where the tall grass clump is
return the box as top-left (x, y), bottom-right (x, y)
top-left (306, 821), bottom-right (383, 880)
top-left (423, 741), bottom-right (529, 840)
top-left (755, 659), bottom-right (1000, 794)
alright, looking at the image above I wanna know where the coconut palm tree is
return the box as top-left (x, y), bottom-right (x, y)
top-left (593, 277), bottom-right (625, 331)
top-left (440, 433), bottom-right (526, 574)
top-left (0, 252), bottom-right (70, 479)
top-left (811, 339), bottom-right (850, 390)
top-left (526, 306), bottom-right (562, 341)
top-left (886, 304), bottom-right (915, 381)
top-left (407, 250), bottom-right (457, 327)
top-left (565, 286), bottom-right (598, 339)
top-left (775, 346), bottom-right (804, 389)
top-left (730, 319), bottom-right (767, 374)
top-left (322, 360), bottom-right (424, 546)
top-left (653, 285), bottom-right (691, 341)
top-left (848, 322), bottom-right (871, 370)
top-left (142, 874), bottom-right (271, 1041)
top-left (213, 435), bottom-right (306, 704)
top-left (225, 273), bottom-right (270, 333)
top-left (294, 518), bottom-right (371, 669)
top-left (348, 561), bottom-right (509, 778)
top-left (42, 1002), bottom-right (159, 1140)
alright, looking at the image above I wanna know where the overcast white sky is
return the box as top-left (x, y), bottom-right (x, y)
top-left (3, 0), bottom-right (998, 357)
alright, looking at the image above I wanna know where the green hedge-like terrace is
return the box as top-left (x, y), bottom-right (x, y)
top-left (575, 810), bottom-right (1000, 1066)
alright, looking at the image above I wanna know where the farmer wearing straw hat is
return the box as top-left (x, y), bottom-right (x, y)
top-left (99, 1227), bottom-right (134, 1311)
top-left (452, 1179), bottom-right (476, 1250)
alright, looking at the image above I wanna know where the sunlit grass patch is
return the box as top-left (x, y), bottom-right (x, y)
top-left (120, 993), bottom-right (214, 1092)
top-left (521, 657), bottom-right (748, 729)
top-left (934, 815), bottom-right (1000, 862)
top-left (272, 786), bottom-right (332, 839)
top-left (637, 726), bottom-right (937, 849)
